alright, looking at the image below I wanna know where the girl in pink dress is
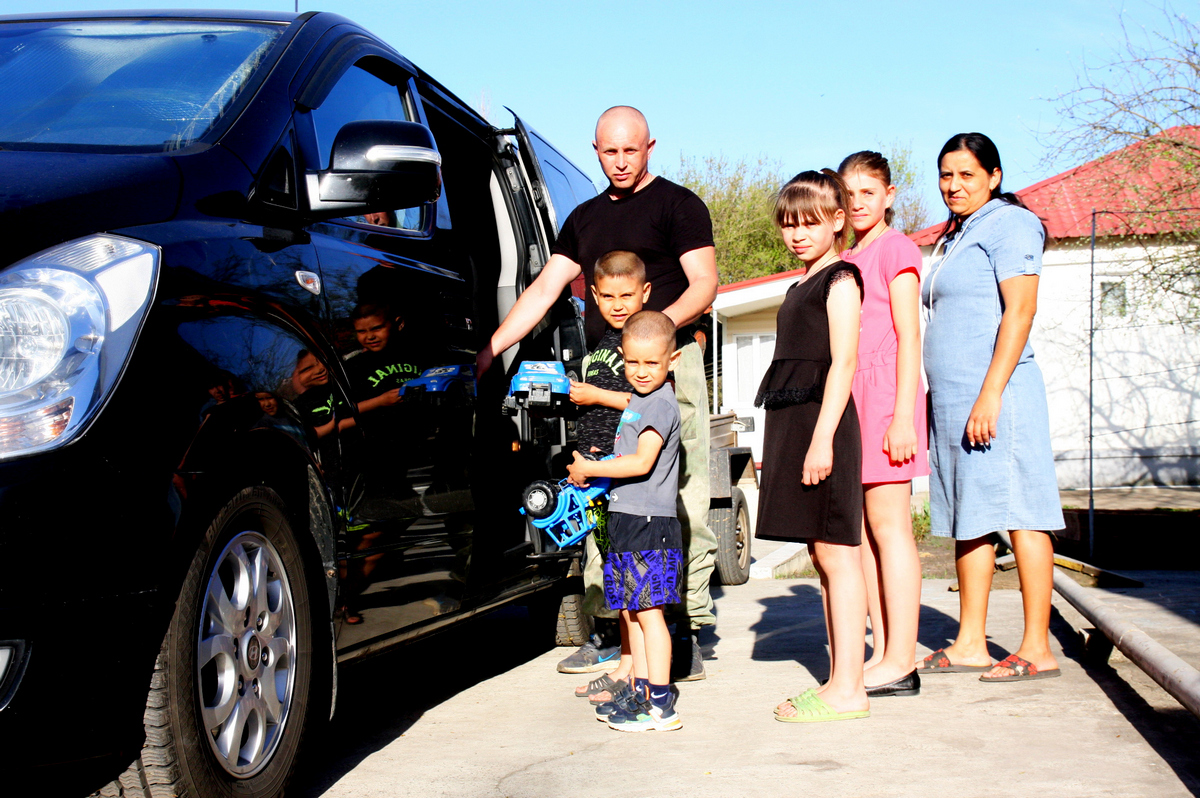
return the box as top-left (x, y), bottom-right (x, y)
top-left (838, 151), bottom-right (929, 697)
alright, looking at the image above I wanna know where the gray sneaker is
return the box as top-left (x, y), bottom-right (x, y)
top-left (556, 634), bottom-right (621, 674)
top-left (671, 632), bottom-right (706, 682)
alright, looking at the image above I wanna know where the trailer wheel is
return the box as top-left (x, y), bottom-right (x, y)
top-left (712, 487), bottom-right (751, 585)
top-left (554, 590), bottom-right (593, 646)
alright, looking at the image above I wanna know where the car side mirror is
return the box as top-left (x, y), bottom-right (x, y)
top-left (308, 120), bottom-right (442, 215)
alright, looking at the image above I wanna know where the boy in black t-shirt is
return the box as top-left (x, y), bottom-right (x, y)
top-left (563, 251), bottom-right (647, 701)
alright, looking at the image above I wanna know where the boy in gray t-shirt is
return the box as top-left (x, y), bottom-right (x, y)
top-left (566, 310), bottom-right (683, 733)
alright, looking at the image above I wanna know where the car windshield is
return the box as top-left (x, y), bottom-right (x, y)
top-left (0, 19), bottom-right (284, 152)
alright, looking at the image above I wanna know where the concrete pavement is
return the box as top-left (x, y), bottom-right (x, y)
top-left (295, 574), bottom-right (1200, 798)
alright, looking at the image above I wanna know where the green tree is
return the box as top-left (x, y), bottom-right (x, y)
top-left (666, 155), bottom-right (792, 285)
top-left (879, 140), bottom-right (932, 235)
top-left (1047, 5), bottom-right (1200, 323)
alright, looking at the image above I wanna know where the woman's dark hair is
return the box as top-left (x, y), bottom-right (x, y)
top-left (838, 150), bottom-right (894, 226)
top-left (937, 132), bottom-right (1044, 244)
top-left (774, 169), bottom-right (852, 253)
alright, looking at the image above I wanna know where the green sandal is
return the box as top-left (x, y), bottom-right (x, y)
top-left (775, 693), bottom-right (869, 723)
top-left (773, 688), bottom-right (818, 717)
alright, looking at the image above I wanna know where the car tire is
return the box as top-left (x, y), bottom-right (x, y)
top-left (712, 487), bottom-right (751, 586)
top-left (92, 487), bottom-right (326, 798)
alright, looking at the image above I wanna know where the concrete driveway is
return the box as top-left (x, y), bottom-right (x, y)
top-left (294, 576), bottom-right (1200, 798)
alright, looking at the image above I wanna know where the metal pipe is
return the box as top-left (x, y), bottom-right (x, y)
top-left (712, 306), bottom-right (719, 414)
top-left (1088, 210), bottom-right (1097, 559)
top-left (997, 531), bottom-right (1200, 720)
top-left (1053, 568), bottom-right (1200, 720)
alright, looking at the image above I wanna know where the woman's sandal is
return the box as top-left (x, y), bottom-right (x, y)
top-left (775, 692), bottom-right (870, 723)
top-left (916, 648), bottom-right (991, 673)
top-left (979, 654), bottom-right (1061, 682)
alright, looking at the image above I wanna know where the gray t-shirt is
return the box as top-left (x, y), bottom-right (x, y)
top-left (607, 384), bottom-right (680, 518)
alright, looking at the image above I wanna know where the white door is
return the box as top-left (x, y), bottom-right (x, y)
top-left (726, 333), bottom-right (774, 463)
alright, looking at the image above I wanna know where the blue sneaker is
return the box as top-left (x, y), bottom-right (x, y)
top-left (593, 680), bottom-right (641, 722)
top-left (607, 687), bottom-right (682, 732)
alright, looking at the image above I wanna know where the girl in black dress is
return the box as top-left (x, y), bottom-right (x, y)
top-left (756, 170), bottom-right (869, 722)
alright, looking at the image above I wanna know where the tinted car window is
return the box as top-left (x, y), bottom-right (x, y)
top-left (0, 20), bottom-right (282, 151)
top-left (525, 129), bottom-right (596, 232)
top-left (310, 64), bottom-right (422, 231)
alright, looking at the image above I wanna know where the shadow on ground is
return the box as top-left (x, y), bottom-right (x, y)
top-left (293, 604), bottom-right (556, 797)
top-left (748, 583), bottom-right (1010, 680)
top-left (1048, 604), bottom-right (1200, 796)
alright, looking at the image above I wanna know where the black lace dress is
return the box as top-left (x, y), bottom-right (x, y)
top-left (755, 261), bottom-right (865, 544)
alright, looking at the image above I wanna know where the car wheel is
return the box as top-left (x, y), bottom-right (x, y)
top-left (712, 487), bottom-right (751, 585)
top-left (553, 590), bottom-right (593, 647)
top-left (92, 487), bottom-right (326, 798)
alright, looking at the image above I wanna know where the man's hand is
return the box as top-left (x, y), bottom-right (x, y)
top-left (476, 342), bottom-right (496, 378)
top-left (566, 450), bottom-right (591, 487)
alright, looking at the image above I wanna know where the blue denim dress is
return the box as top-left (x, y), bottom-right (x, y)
top-left (922, 199), bottom-right (1064, 539)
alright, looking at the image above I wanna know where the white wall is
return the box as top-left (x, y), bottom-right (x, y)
top-left (719, 308), bottom-right (778, 462)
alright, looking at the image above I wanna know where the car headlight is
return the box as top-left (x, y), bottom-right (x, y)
top-left (0, 235), bottom-right (159, 460)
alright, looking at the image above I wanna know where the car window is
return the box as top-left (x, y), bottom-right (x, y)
top-left (310, 65), bottom-right (424, 233)
top-left (0, 19), bottom-right (282, 152)
top-left (523, 129), bottom-right (596, 232)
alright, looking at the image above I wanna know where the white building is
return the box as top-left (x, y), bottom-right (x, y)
top-left (713, 130), bottom-right (1200, 488)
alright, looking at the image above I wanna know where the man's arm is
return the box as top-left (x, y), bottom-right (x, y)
top-left (477, 253), bottom-right (582, 375)
top-left (663, 246), bottom-right (718, 329)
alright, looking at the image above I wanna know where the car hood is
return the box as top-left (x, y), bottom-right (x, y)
top-left (0, 151), bottom-right (181, 267)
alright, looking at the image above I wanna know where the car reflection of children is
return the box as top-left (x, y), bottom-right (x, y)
top-left (199, 371), bottom-right (242, 421)
top-left (253, 390), bottom-right (305, 441)
top-left (292, 350), bottom-right (338, 439)
top-left (343, 303), bottom-right (423, 415)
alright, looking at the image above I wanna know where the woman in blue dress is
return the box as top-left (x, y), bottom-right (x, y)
top-left (917, 133), bottom-right (1065, 683)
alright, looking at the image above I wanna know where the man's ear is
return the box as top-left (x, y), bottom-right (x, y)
top-left (641, 282), bottom-right (652, 302)
top-left (646, 137), bottom-right (656, 158)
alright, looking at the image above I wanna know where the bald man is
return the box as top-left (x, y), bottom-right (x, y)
top-left (479, 106), bottom-right (718, 681)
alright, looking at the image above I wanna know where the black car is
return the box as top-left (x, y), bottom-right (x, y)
top-left (0, 10), bottom-right (597, 796)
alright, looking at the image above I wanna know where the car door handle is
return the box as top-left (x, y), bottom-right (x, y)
top-left (295, 271), bottom-right (321, 296)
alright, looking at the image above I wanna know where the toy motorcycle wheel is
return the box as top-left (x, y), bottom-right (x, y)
top-left (522, 481), bottom-right (560, 519)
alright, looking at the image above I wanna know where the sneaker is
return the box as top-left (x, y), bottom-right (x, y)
top-left (593, 680), bottom-right (641, 722)
top-left (557, 634), bottom-right (621, 674)
top-left (607, 688), bottom-right (682, 732)
top-left (670, 632), bottom-right (706, 682)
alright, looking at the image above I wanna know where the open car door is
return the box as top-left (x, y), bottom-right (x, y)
top-left (508, 109), bottom-right (596, 245)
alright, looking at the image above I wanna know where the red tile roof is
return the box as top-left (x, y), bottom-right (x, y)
top-left (907, 126), bottom-right (1200, 246)
top-left (716, 267), bottom-right (804, 294)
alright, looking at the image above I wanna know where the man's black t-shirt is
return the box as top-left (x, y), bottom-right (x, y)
top-left (575, 327), bottom-right (629, 457)
top-left (552, 177), bottom-right (714, 347)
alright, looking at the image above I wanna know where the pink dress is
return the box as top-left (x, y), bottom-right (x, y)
top-left (842, 229), bottom-right (930, 483)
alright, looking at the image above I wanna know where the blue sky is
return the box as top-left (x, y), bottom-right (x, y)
top-left (0, 0), bottom-right (1174, 223)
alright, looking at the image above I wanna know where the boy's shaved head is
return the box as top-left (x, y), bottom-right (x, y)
top-left (594, 250), bottom-right (646, 285)
top-left (621, 309), bottom-right (675, 351)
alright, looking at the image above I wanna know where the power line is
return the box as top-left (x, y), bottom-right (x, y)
top-left (1093, 419), bottom-right (1198, 437)
top-left (1094, 363), bottom-right (1200, 381)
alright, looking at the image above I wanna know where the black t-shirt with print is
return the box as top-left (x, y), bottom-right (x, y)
top-left (344, 344), bottom-right (423, 401)
top-left (552, 177), bottom-right (714, 347)
top-left (576, 327), bottom-right (629, 457)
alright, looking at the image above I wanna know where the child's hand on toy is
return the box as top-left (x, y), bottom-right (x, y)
top-left (566, 450), bottom-right (591, 487)
top-left (569, 380), bottom-right (599, 405)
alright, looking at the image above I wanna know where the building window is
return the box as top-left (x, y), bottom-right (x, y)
top-left (734, 333), bottom-right (775, 404)
top-left (1100, 281), bottom-right (1127, 319)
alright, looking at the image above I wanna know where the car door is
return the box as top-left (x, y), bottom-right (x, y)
top-left (295, 55), bottom-right (472, 648)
